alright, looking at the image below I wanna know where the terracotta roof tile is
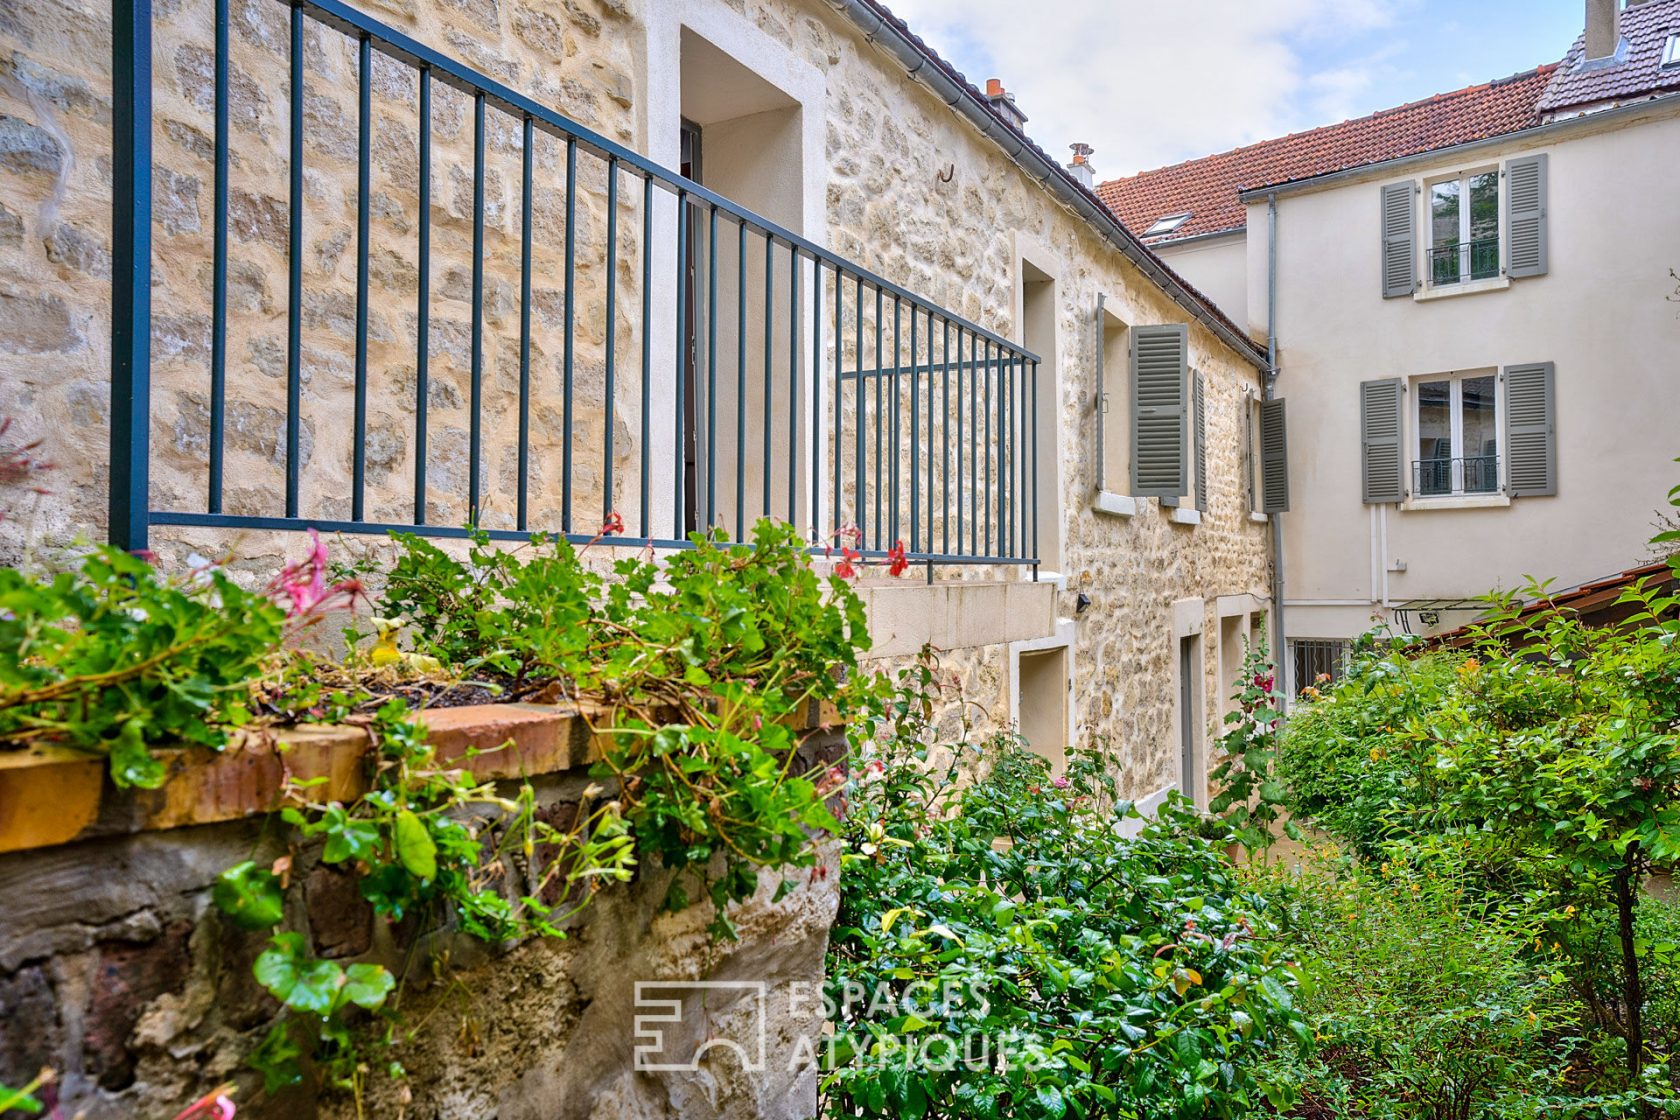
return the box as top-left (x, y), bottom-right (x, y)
top-left (1095, 64), bottom-right (1559, 244)
top-left (1538, 0), bottom-right (1680, 114)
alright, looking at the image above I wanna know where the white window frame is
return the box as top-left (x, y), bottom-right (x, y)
top-left (1662, 33), bottom-right (1679, 68)
top-left (1145, 212), bottom-right (1192, 237)
top-left (1408, 368), bottom-right (1502, 499)
top-left (1424, 165), bottom-right (1503, 288)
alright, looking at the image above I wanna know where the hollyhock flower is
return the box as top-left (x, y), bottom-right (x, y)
top-left (1051, 775), bottom-right (1070, 789)
top-left (601, 510), bottom-right (625, 536)
top-left (886, 539), bottom-right (909, 577)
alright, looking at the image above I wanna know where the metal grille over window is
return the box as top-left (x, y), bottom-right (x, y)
top-left (1292, 639), bottom-right (1352, 696)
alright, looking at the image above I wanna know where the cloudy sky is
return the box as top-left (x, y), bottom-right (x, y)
top-left (883, 0), bottom-right (1585, 180)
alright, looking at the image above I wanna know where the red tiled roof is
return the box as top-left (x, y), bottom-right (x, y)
top-left (1095, 64), bottom-right (1560, 245)
top-left (1538, 0), bottom-right (1680, 114)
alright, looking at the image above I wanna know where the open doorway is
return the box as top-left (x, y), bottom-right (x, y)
top-left (1019, 260), bottom-right (1061, 571)
top-left (679, 28), bottom-right (806, 536)
top-left (1017, 646), bottom-right (1069, 772)
top-left (680, 119), bottom-right (702, 535)
top-left (1178, 633), bottom-right (1205, 807)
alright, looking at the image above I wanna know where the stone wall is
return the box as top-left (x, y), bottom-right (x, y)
top-left (727, 0), bottom-right (1273, 794)
top-left (0, 712), bottom-right (844, 1119)
top-left (0, 0), bottom-right (1273, 796)
top-left (0, 0), bottom-right (644, 569)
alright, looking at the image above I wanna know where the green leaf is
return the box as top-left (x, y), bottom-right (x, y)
top-left (341, 963), bottom-right (396, 1010)
top-left (1034, 1084), bottom-right (1068, 1119)
top-left (249, 1020), bottom-right (305, 1095)
top-left (212, 861), bottom-right (285, 930)
top-left (393, 809), bottom-right (438, 880)
top-left (254, 932), bottom-right (345, 1015)
top-left (109, 720), bottom-right (165, 789)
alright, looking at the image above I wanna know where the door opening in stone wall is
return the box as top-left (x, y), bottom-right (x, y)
top-left (679, 28), bottom-right (808, 538)
top-left (1021, 262), bottom-right (1062, 571)
top-left (1018, 646), bottom-right (1069, 773)
top-left (1179, 634), bottom-right (1204, 807)
top-left (680, 118), bottom-right (703, 536)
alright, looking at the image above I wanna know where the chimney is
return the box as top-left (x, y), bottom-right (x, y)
top-left (1585, 0), bottom-right (1620, 61)
top-left (984, 78), bottom-right (1029, 131)
top-left (1066, 142), bottom-right (1095, 189)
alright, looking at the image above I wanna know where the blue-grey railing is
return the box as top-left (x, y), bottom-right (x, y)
top-left (1413, 455), bottom-right (1499, 497)
top-left (1428, 236), bottom-right (1500, 286)
top-left (110, 0), bottom-right (1041, 573)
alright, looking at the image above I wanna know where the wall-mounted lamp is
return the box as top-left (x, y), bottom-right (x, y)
top-left (1075, 592), bottom-right (1092, 614)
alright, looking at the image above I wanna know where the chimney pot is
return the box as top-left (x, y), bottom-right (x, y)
top-left (1067, 143), bottom-right (1095, 188)
top-left (983, 77), bottom-right (1029, 130)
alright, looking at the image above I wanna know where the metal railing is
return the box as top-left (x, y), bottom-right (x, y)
top-left (1428, 237), bottom-right (1500, 286)
top-left (110, 0), bottom-right (1041, 574)
top-left (1413, 455), bottom-right (1499, 497)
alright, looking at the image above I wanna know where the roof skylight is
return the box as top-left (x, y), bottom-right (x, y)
top-left (1144, 212), bottom-right (1192, 237)
top-left (1662, 32), bottom-right (1680, 68)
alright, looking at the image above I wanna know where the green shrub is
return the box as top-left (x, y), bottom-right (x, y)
top-left (1260, 852), bottom-right (1596, 1119)
top-left (0, 546), bottom-right (286, 786)
top-left (823, 659), bottom-right (1307, 1120)
top-left (1277, 641), bottom-right (1463, 857)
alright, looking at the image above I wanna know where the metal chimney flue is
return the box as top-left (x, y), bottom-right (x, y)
top-left (1067, 142), bottom-right (1095, 189)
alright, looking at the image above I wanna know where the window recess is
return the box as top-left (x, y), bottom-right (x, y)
top-left (1428, 170), bottom-right (1500, 286)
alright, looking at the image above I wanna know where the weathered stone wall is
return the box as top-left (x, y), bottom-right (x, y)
top-left (723, 0), bottom-right (1272, 794)
top-left (0, 0), bottom-right (1271, 793)
top-left (0, 759), bottom-right (840, 1120)
top-left (0, 0), bottom-right (643, 570)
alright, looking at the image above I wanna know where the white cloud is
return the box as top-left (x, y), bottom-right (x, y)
top-left (881, 0), bottom-right (1414, 178)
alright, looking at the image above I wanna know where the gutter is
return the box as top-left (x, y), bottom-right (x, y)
top-left (825, 0), bottom-right (1269, 372)
top-left (1264, 193), bottom-right (1286, 691)
top-left (1236, 90), bottom-right (1680, 204)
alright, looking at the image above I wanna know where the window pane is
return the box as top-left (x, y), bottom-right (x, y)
top-left (1431, 181), bottom-right (1461, 284)
top-left (1469, 172), bottom-right (1499, 279)
top-left (1418, 379), bottom-right (1453, 495)
top-left (1461, 374), bottom-right (1498, 492)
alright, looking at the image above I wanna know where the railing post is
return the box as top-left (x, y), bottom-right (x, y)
top-left (110, 0), bottom-right (153, 552)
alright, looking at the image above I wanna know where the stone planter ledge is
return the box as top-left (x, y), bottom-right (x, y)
top-left (0, 702), bottom-right (627, 855)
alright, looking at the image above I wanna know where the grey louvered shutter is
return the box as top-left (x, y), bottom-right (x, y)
top-left (1193, 370), bottom-right (1207, 511)
top-left (1360, 378), bottom-right (1404, 503)
top-left (1259, 397), bottom-right (1290, 513)
top-left (1380, 181), bottom-right (1416, 298)
top-left (1504, 362), bottom-right (1556, 496)
top-left (1132, 324), bottom-right (1188, 500)
top-left (1507, 154), bottom-right (1548, 278)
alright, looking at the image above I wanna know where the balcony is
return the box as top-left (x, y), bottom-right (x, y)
top-left (1427, 237), bottom-right (1500, 287)
top-left (109, 0), bottom-right (1043, 586)
top-left (1412, 455), bottom-right (1500, 498)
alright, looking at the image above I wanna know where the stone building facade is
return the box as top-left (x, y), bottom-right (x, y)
top-left (0, 0), bottom-right (1275, 802)
top-left (0, 0), bottom-right (1275, 1113)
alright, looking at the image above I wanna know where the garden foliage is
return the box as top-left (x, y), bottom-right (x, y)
top-left (824, 658), bottom-right (1307, 1120)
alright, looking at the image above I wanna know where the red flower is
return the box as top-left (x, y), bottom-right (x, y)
top-left (834, 547), bottom-right (861, 580)
top-left (601, 510), bottom-right (625, 536)
top-left (886, 539), bottom-right (909, 577)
